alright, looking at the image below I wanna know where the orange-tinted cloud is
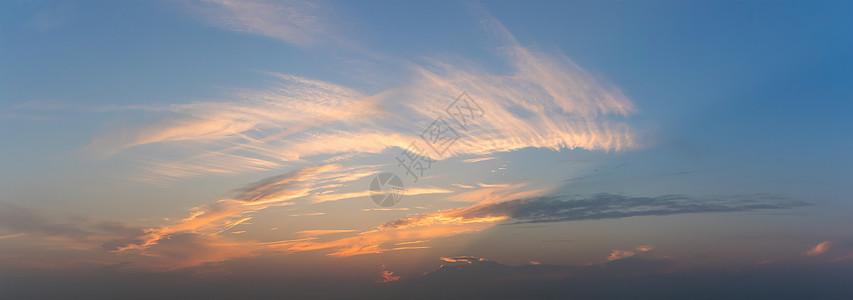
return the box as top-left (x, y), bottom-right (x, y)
top-left (440, 256), bottom-right (487, 264)
top-left (0, 233), bottom-right (25, 239)
top-left (608, 250), bottom-right (636, 261)
top-left (266, 184), bottom-right (546, 257)
top-left (115, 164), bottom-right (381, 255)
top-left (804, 241), bottom-right (832, 256)
top-left (636, 245), bottom-right (654, 252)
top-left (91, 10), bottom-right (638, 184)
top-left (187, 0), bottom-right (335, 46)
top-left (378, 270), bottom-right (400, 283)
top-left (312, 187), bottom-right (453, 203)
top-left (296, 230), bottom-right (358, 237)
top-left (463, 157), bottom-right (497, 163)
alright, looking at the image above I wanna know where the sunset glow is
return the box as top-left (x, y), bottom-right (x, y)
top-left (1, 0), bottom-right (851, 299)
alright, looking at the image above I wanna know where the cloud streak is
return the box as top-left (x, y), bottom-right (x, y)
top-left (448, 193), bottom-right (808, 225)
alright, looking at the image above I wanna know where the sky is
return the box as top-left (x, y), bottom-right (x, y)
top-left (1, 0), bottom-right (851, 299)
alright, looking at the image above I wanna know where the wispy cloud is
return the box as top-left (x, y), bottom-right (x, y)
top-left (445, 182), bottom-right (549, 204)
top-left (440, 256), bottom-right (487, 264)
top-left (296, 230), bottom-right (358, 237)
top-left (186, 0), bottom-right (334, 46)
top-left (0, 233), bottom-right (26, 239)
top-left (87, 74), bottom-right (392, 182)
top-left (312, 187), bottom-right (453, 203)
top-left (463, 157), bottom-right (497, 163)
top-left (114, 164), bottom-right (380, 254)
top-left (91, 7), bottom-right (640, 183)
top-left (804, 241), bottom-right (832, 256)
top-left (289, 212), bottom-right (326, 217)
top-left (447, 194), bottom-right (808, 225)
top-left (395, 240), bottom-right (428, 246)
top-left (361, 208), bottom-right (411, 212)
top-left (451, 183), bottom-right (476, 189)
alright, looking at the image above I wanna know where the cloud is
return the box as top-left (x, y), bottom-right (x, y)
top-left (0, 164), bottom-right (386, 271)
top-left (0, 184), bottom-right (808, 271)
top-left (451, 183), bottom-right (476, 189)
top-left (113, 164), bottom-right (380, 254)
top-left (395, 240), bottom-right (428, 246)
top-left (296, 230), bottom-right (358, 237)
top-left (289, 212), bottom-right (325, 217)
top-left (636, 245), bottom-right (654, 252)
top-left (0, 205), bottom-right (239, 271)
top-left (378, 270), bottom-right (400, 283)
top-left (0, 188), bottom-right (812, 274)
top-left (383, 193), bottom-right (805, 232)
top-left (463, 157), bottom-right (497, 163)
top-left (87, 74), bottom-right (393, 181)
top-left (131, 232), bottom-right (255, 271)
top-left (0, 204), bottom-right (146, 248)
top-left (272, 216), bottom-right (503, 257)
top-left (311, 187), bottom-right (453, 204)
top-left (361, 208), bottom-right (411, 212)
top-left (448, 194), bottom-right (808, 225)
top-left (0, 233), bottom-right (25, 239)
top-left (440, 256), bottom-right (487, 264)
top-left (260, 185), bottom-right (537, 257)
top-left (268, 184), bottom-right (805, 259)
top-left (608, 250), bottom-right (636, 261)
top-left (275, 192), bottom-right (803, 258)
top-left (445, 182), bottom-right (550, 204)
top-left (91, 8), bottom-right (639, 183)
top-left (804, 241), bottom-right (832, 256)
top-left (185, 0), bottom-right (334, 46)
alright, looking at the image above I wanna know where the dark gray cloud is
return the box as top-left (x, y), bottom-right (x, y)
top-left (0, 203), bottom-right (145, 241)
top-left (461, 193), bottom-right (808, 224)
top-left (381, 193), bottom-right (808, 229)
top-left (0, 203), bottom-right (146, 250)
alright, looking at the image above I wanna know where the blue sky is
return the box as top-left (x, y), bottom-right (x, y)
top-left (1, 1), bottom-right (851, 298)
